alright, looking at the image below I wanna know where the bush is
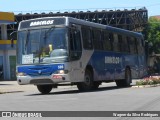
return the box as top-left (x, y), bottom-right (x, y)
top-left (136, 76), bottom-right (160, 86)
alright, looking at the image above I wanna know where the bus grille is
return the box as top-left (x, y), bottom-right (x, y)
top-left (30, 79), bottom-right (53, 84)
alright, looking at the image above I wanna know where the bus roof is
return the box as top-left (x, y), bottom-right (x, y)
top-left (67, 17), bottom-right (143, 39)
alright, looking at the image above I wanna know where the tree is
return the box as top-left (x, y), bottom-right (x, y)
top-left (147, 17), bottom-right (160, 54)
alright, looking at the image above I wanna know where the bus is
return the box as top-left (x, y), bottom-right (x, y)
top-left (16, 16), bottom-right (147, 94)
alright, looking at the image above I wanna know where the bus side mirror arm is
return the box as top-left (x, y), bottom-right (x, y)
top-left (10, 31), bottom-right (17, 48)
top-left (69, 24), bottom-right (78, 30)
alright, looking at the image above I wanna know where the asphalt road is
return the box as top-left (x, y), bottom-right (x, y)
top-left (0, 81), bottom-right (160, 120)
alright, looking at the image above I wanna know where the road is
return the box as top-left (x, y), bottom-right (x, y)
top-left (0, 81), bottom-right (160, 120)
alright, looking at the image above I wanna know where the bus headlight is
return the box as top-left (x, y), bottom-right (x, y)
top-left (16, 72), bottom-right (27, 76)
top-left (54, 70), bottom-right (69, 74)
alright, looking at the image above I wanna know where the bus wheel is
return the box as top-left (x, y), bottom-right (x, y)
top-left (116, 68), bottom-right (131, 87)
top-left (37, 85), bottom-right (53, 94)
top-left (77, 70), bottom-right (95, 91)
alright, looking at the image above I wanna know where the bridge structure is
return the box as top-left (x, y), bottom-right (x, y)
top-left (7, 7), bottom-right (148, 37)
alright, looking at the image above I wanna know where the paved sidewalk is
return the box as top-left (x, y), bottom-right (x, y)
top-left (0, 80), bottom-right (77, 94)
top-left (0, 81), bottom-right (37, 93)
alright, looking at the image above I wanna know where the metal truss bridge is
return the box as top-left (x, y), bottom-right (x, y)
top-left (7, 7), bottom-right (148, 37)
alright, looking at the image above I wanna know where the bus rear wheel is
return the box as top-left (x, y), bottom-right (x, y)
top-left (37, 85), bottom-right (53, 94)
top-left (77, 70), bottom-right (97, 91)
top-left (116, 68), bottom-right (131, 87)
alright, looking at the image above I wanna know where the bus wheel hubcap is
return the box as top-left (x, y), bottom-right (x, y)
top-left (85, 75), bottom-right (90, 86)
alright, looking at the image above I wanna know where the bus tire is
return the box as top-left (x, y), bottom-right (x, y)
top-left (77, 70), bottom-right (95, 91)
top-left (116, 68), bottom-right (131, 87)
top-left (37, 85), bottom-right (53, 94)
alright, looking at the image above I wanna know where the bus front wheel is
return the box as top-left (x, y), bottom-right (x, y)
top-left (77, 70), bottom-right (97, 91)
top-left (116, 68), bottom-right (131, 87)
top-left (37, 85), bottom-right (53, 94)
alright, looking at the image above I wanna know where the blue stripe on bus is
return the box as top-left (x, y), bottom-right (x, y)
top-left (87, 51), bottom-right (146, 80)
top-left (17, 64), bottom-right (64, 76)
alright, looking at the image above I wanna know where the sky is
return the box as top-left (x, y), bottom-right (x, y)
top-left (0, 0), bottom-right (160, 17)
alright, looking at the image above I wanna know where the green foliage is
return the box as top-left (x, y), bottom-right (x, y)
top-left (136, 76), bottom-right (160, 86)
top-left (147, 17), bottom-right (160, 53)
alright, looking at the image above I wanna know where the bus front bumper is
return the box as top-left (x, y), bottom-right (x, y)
top-left (17, 74), bottom-right (71, 85)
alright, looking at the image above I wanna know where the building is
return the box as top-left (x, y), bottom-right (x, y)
top-left (0, 12), bottom-right (16, 80)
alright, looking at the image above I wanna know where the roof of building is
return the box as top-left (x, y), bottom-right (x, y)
top-left (0, 12), bottom-right (15, 24)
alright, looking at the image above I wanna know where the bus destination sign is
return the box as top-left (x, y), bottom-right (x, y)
top-left (30, 20), bottom-right (54, 26)
top-left (19, 18), bottom-right (66, 29)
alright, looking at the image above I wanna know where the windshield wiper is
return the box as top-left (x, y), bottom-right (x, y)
top-left (37, 27), bottom-right (55, 63)
top-left (43, 26), bottom-right (55, 40)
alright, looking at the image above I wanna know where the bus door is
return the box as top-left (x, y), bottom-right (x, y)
top-left (69, 24), bottom-right (83, 82)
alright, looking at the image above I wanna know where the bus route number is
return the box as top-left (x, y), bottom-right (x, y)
top-left (58, 65), bottom-right (64, 69)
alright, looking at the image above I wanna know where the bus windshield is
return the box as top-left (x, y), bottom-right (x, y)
top-left (17, 27), bottom-right (68, 64)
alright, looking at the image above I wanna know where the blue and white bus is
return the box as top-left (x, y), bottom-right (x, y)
top-left (16, 17), bottom-right (147, 94)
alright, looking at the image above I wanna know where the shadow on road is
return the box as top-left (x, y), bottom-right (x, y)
top-left (0, 84), bottom-right (13, 85)
top-left (0, 91), bottom-right (24, 94)
top-left (26, 85), bottom-right (131, 96)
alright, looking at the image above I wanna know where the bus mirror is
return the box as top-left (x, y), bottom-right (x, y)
top-left (71, 24), bottom-right (78, 29)
top-left (10, 31), bottom-right (17, 47)
top-left (71, 24), bottom-right (76, 27)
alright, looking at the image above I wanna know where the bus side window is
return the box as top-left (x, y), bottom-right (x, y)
top-left (134, 38), bottom-right (138, 54)
top-left (102, 31), bottom-right (111, 51)
top-left (113, 33), bottom-right (119, 52)
top-left (127, 37), bottom-right (131, 53)
top-left (69, 28), bottom-right (82, 60)
top-left (129, 37), bottom-right (137, 54)
top-left (82, 26), bottom-right (93, 49)
top-left (122, 35), bottom-right (129, 53)
top-left (141, 39), bottom-right (145, 54)
top-left (109, 33), bottom-right (114, 51)
top-left (118, 35), bottom-right (123, 52)
top-left (92, 28), bottom-right (101, 50)
top-left (137, 39), bottom-right (144, 55)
